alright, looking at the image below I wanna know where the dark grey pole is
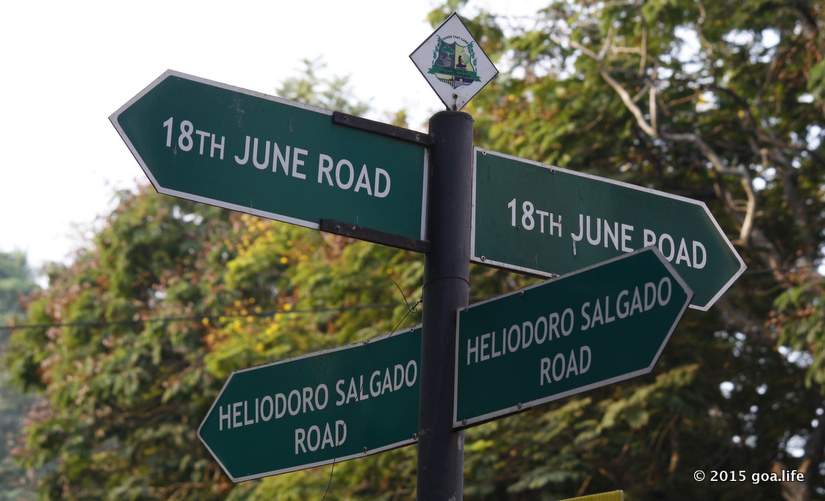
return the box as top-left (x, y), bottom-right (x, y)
top-left (417, 110), bottom-right (473, 500)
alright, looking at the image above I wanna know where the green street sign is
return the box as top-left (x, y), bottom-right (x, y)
top-left (454, 248), bottom-right (692, 428)
top-left (199, 327), bottom-right (420, 482)
top-left (472, 148), bottom-right (745, 310)
top-left (111, 71), bottom-right (427, 246)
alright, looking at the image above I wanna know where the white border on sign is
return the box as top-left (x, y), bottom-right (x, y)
top-left (109, 69), bottom-right (429, 242)
top-left (420, 151), bottom-right (430, 241)
top-left (453, 247), bottom-right (693, 429)
top-left (470, 147), bottom-right (747, 311)
top-left (197, 325), bottom-right (421, 483)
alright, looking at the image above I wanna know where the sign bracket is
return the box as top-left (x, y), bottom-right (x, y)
top-left (332, 111), bottom-right (432, 146)
top-left (320, 219), bottom-right (430, 253)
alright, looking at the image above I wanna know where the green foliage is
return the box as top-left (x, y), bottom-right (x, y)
top-left (7, 192), bottom-right (233, 499)
top-left (809, 59), bottom-right (825, 100)
top-left (772, 274), bottom-right (825, 387)
top-left (7, 1), bottom-right (825, 499)
top-left (0, 251), bottom-right (37, 499)
top-left (0, 252), bottom-right (35, 319)
top-left (448, 0), bottom-right (824, 498)
top-left (277, 58), bottom-right (369, 116)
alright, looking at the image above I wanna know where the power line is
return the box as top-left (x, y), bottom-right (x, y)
top-left (321, 457), bottom-right (336, 501)
top-left (0, 302), bottom-right (405, 332)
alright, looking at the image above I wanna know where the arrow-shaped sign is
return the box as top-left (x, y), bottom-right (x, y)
top-left (199, 327), bottom-right (420, 482)
top-left (454, 248), bottom-right (692, 428)
top-left (472, 148), bottom-right (745, 310)
top-left (110, 70), bottom-right (428, 248)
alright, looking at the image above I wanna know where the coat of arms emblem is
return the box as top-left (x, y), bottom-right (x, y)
top-left (428, 35), bottom-right (481, 89)
top-left (410, 12), bottom-right (497, 110)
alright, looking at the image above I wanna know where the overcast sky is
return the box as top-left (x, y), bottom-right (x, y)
top-left (0, 1), bottom-right (546, 273)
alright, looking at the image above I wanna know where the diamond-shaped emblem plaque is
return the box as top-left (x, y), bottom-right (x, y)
top-left (410, 12), bottom-right (498, 111)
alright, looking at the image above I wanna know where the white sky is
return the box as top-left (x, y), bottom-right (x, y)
top-left (0, 0), bottom-right (546, 273)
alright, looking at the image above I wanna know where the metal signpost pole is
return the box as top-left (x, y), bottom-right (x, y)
top-left (417, 111), bottom-right (473, 500)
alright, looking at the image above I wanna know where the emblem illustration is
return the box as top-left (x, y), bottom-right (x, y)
top-left (428, 35), bottom-right (481, 89)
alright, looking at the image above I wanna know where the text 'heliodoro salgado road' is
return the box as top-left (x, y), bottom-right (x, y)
top-left (216, 360), bottom-right (417, 456)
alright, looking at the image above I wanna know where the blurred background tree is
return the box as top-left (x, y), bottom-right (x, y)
top-left (5, 0), bottom-right (825, 499)
top-left (435, 0), bottom-right (824, 499)
top-left (0, 251), bottom-right (38, 499)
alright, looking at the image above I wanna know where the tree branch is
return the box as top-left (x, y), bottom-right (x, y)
top-left (597, 25), bottom-right (615, 61)
top-left (767, 146), bottom-right (817, 262)
top-left (639, 16), bottom-right (648, 76)
top-left (661, 132), bottom-right (786, 281)
top-left (738, 175), bottom-right (756, 247)
top-left (601, 69), bottom-right (658, 137)
top-left (631, 80), bottom-right (652, 103)
top-left (553, 24), bottom-right (790, 283)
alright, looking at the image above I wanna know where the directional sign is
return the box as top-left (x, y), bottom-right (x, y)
top-left (199, 327), bottom-right (420, 482)
top-left (454, 248), bottom-right (692, 428)
top-left (111, 71), bottom-right (427, 245)
top-left (472, 148), bottom-right (745, 310)
top-left (410, 13), bottom-right (498, 111)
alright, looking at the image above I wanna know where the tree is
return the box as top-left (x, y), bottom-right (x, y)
top-left (277, 58), bottom-right (370, 116)
top-left (426, 0), bottom-right (824, 499)
top-left (0, 251), bottom-right (38, 499)
top-left (0, 252), bottom-right (36, 319)
top-left (8, 4), bottom-right (825, 500)
top-left (4, 62), bottom-right (436, 500)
